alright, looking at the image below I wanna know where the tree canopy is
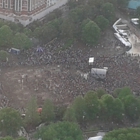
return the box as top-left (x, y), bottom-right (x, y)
top-left (103, 128), bottom-right (140, 140)
top-left (25, 97), bottom-right (40, 127)
top-left (82, 20), bottom-right (101, 45)
top-left (35, 121), bottom-right (83, 140)
top-left (95, 15), bottom-right (109, 31)
top-left (72, 96), bottom-right (86, 122)
top-left (0, 137), bottom-right (26, 140)
top-left (84, 91), bottom-right (100, 120)
top-left (0, 25), bottom-right (13, 47)
top-left (41, 99), bottom-right (55, 122)
top-left (13, 33), bottom-right (32, 50)
top-left (101, 2), bottom-right (115, 22)
top-left (0, 108), bottom-right (22, 136)
top-left (0, 50), bottom-right (9, 62)
top-left (63, 106), bottom-right (76, 122)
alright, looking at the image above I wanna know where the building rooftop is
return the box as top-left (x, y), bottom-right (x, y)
top-left (128, 0), bottom-right (140, 10)
top-left (88, 136), bottom-right (103, 140)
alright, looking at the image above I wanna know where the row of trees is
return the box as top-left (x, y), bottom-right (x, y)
top-left (0, 87), bottom-right (139, 138)
top-left (68, 0), bottom-right (129, 9)
top-left (0, 25), bottom-right (32, 49)
top-left (32, 1), bottom-right (115, 45)
top-left (25, 98), bottom-right (55, 128)
top-left (0, 0), bottom-right (130, 48)
top-left (63, 87), bottom-right (140, 123)
top-left (0, 98), bottom-right (55, 136)
top-left (31, 0), bottom-right (129, 45)
top-left (0, 137), bottom-right (26, 140)
top-left (35, 121), bottom-right (83, 140)
top-left (24, 87), bottom-right (140, 129)
top-left (103, 128), bottom-right (140, 140)
top-left (0, 0), bottom-right (120, 47)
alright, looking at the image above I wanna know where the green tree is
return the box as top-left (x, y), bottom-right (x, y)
top-left (7, 22), bottom-right (23, 33)
top-left (67, 0), bottom-right (85, 9)
top-left (117, 0), bottom-right (129, 7)
top-left (41, 99), bottom-right (55, 123)
top-left (35, 121), bottom-right (83, 140)
top-left (16, 137), bottom-right (27, 140)
top-left (33, 19), bottom-right (61, 43)
top-left (55, 105), bottom-right (67, 121)
top-left (105, 0), bottom-right (117, 6)
top-left (72, 96), bottom-right (86, 122)
top-left (0, 137), bottom-right (13, 140)
top-left (0, 137), bottom-right (26, 140)
top-left (23, 28), bottom-right (32, 37)
top-left (0, 25), bottom-right (13, 47)
top-left (0, 108), bottom-right (22, 136)
top-left (101, 2), bottom-right (115, 22)
top-left (84, 5), bottom-right (99, 20)
top-left (95, 15), bottom-right (109, 31)
top-left (113, 88), bottom-right (122, 98)
top-left (118, 134), bottom-right (127, 140)
top-left (60, 18), bottom-right (76, 39)
top-left (63, 106), bottom-right (76, 122)
top-left (96, 88), bottom-right (108, 98)
top-left (0, 50), bottom-right (9, 62)
top-left (13, 33), bottom-right (32, 50)
top-left (82, 20), bottom-right (101, 45)
top-left (88, 0), bottom-right (104, 8)
top-left (69, 6), bottom-right (85, 23)
top-left (113, 98), bottom-right (124, 121)
top-left (0, 20), bottom-right (5, 28)
top-left (118, 87), bottom-right (132, 101)
top-left (103, 128), bottom-right (140, 140)
top-left (123, 95), bottom-right (140, 120)
top-left (25, 97), bottom-right (40, 127)
top-left (33, 26), bottom-right (43, 41)
top-left (84, 91), bottom-right (100, 120)
top-left (101, 94), bottom-right (115, 120)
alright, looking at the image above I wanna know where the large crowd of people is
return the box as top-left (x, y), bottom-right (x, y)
top-left (0, 36), bottom-right (140, 107)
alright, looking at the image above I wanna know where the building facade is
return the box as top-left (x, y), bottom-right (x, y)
top-left (0, 0), bottom-right (47, 15)
top-left (0, 0), bottom-right (67, 26)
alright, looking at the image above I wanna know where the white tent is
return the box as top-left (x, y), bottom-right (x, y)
top-left (88, 136), bottom-right (103, 140)
top-left (89, 57), bottom-right (94, 65)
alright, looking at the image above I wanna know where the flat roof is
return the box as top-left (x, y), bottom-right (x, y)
top-left (91, 68), bottom-right (107, 75)
top-left (128, 0), bottom-right (140, 10)
top-left (89, 57), bottom-right (94, 63)
top-left (88, 136), bottom-right (103, 140)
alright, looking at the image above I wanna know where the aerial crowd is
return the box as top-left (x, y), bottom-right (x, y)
top-left (0, 37), bottom-right (139, 107)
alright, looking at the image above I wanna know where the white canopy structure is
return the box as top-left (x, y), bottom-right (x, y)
top-left (131, 18), bottom-right (139, 25)
top-left (91, 68), bottom-right (107, 79)
top-left (88, 136), bottom-right (103, 140)
top-left (89, 57), bottom-right (94, 65)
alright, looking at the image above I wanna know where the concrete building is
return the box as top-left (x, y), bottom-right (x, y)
top-left (0, 0), bottom-right (67, 26)
top-left (0, 0), bottom-right (47, 15)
